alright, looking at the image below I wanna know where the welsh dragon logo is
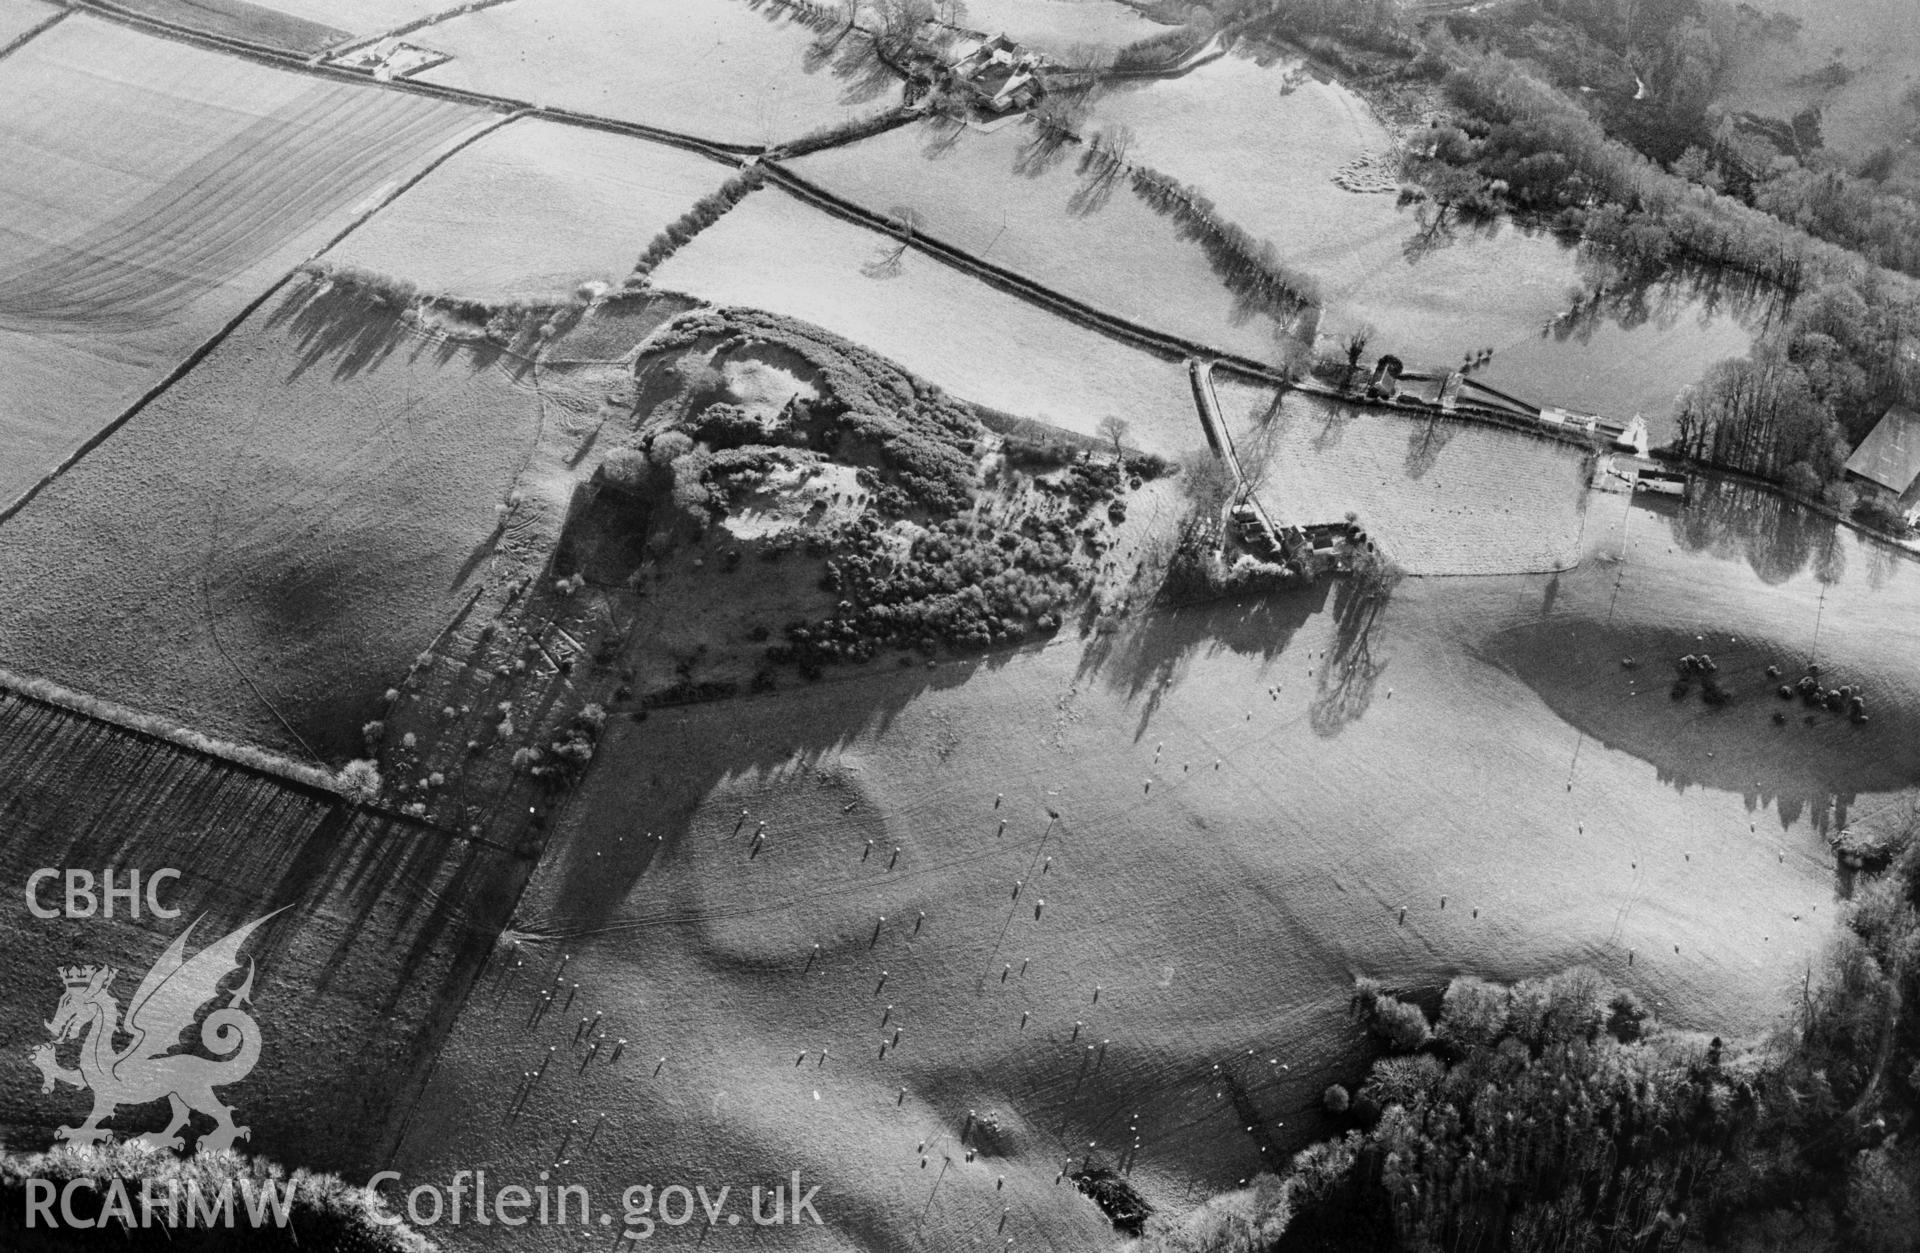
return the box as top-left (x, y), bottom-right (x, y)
top-left (28, 908), bottom-right (285, 1152)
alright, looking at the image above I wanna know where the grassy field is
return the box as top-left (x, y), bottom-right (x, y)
top-left (1084, 48), bottom-right (1758, 420)
top-left (100, 0), bottom-right (348, 53)
top-left (0, 691), bottom-right (527, 1175)
top-left (1087, 48), bottom-right (1401, 290)
top-left (1222, 385), bottom-right (1595, 576)
top-left (418, 0), bottom-right (900, 146)
top-left (0, 282), bottom-right (542, 761)
top-left (1722, 0), bottom-right (1920, 174)
top-left (791, 118), bottom-right (1293, 363)
top-left (0, 15), bottom-right (490, 507)
top-left (260, 0), bottom-right (448, 38)
top-left (387, 486), bottom-right (1895, 1248)
top-left (0, 0), bottom-right (56, 48)
top-left (329, 118), bottom-right (734, 301)
top-left (955, 0), bottom-right (1168, 59)
top-left (649, 188), bottom-right (1206, 454)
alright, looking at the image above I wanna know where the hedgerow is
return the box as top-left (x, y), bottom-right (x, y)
top-left (1130, 165), bottom-right (1324, 320)
top-left (630, 168), bottom-right (766, 279)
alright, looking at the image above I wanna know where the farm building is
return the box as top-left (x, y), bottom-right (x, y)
top-left (948, 33), bottom-right (1046, 114)
top-left (1844, 403), bottom-right (1920, 516)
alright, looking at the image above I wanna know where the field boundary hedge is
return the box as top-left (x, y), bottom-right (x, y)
top-left (631, 167), bottom-right (769, 278)
top-left (758, 164), bottom-right (1300, 382)
top-left (0, 5), bottom-right (66, 61)
top-left (0, 108), bottom-right (520, 529)
top-left (0, 668), bottom-right (334, 797)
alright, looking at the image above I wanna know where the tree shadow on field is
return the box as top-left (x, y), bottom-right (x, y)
top-left (1403, 413), bottom-right (1458, 481)
top-left (1480, 613), bottom-right (1919, 837)
top-left (1013, 119), bottom-right (1077, 179)
top-left (1309, 575), bottom-right (1391, 737)
top-left (0, 706), bottom-right (525, 1175)
top-left (1662, 478), bottom-right (1841, 588)
top-left (265, 277), bottom-right (515, 384)
top-left (266, 278), bottom-right (411, 382)
top-left (1308, 397), bottom-right (1362, 454)
top-left (1076, 585), bottom-right (1328, 743)
top-left (803, 25), bottom-right (903, 107)
top-left (920, 117), bottom-right (968, 160)
top-left (1066, 161), bottom-right (1122, 218)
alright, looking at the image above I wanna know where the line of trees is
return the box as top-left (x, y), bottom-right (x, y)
top-left (1129, 164), bottom-right (1324, 324)
top-left (629, 167), bottom-right (766, 280)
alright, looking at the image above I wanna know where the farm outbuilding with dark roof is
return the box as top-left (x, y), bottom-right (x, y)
top-left (1844, 404), bottom-right (1920, 497)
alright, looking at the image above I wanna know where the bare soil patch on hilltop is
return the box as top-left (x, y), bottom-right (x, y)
top-left (1720, 0), bottom-right (1920, 175)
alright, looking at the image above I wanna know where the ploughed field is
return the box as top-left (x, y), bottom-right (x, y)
top-left (0, 14), bottom-right (489, 505)
top-left (0, 690), bottom-right (527, 1175)
top-left (0, 282), bottom-right (541, 761)
top-left (393, 465), bottom-right (1905, 1249)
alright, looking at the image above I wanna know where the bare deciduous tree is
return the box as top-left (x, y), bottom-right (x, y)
top-left (1342, 321), bottom-right (1378, 390)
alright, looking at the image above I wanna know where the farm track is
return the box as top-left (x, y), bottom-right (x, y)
top-left (0, 86), bottom-right (474, 332)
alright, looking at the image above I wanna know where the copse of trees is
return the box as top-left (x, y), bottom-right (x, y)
top-left (1140, 806), bottom-right (1920, 1252)
top-left (1755, 162), bottom-right (1920, 282)
top-left (1672, 275), bottom-right (1920, 498)
top-left (1416, 44), bottom-right (1823, 291)
top-left (1388, 37), bottom-right (1920, 505)
top-left (769, 508), bottom-right (1094, 674)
